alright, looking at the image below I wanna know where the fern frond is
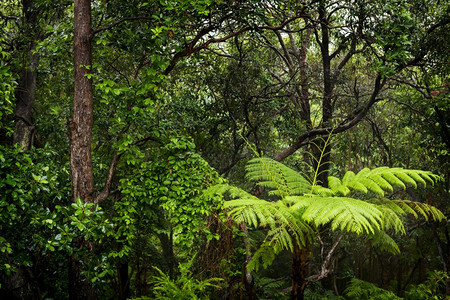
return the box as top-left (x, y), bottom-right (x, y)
top-left (224, 198), bottom-right (313, 244)
top-left (247, 242), bottom-right (277, 272)
top-left (328, 176), bottom-right (351, 196)
top-left (245, 157), bottom-right (311, 197)
top-left (310, 185), bottom-right (334, 196)
top-left (337, 168), bottom-right (441, 197)
top-left (368, 198), bottom-right (445, 232)
top-left (392, 200), bottom-right (446, 222)
top-left (345, 278), bottom-right (403, 299)
top-left (309, 133), bottom-right (334, 190)
top-left (368, 198), bottom-right (406, 234)
top-left (290, 196), bottom-right (383, 235)
top-left (368, 229), bottom-right (401, 254)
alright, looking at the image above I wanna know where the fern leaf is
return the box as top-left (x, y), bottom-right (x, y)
top-left (345, 278), bottom-right (403, 299)
top-left (328, 176), bottom-right (351, 196)
top-left (311, 185), bottom-right (334, 196)
top-left (359, 177), bottom-right (385, 196)
top-left (369, 229), bottom-right (401, 254)
top-left (380, 171), bottom-right (406, 190)
top-left (225, 197), bottom-right (313, 246)
top-left (393, 200), bottom-right (446, 222)
top-left (342, 171), bottom-right (356, 185)
top-left (369, 173), bottom-right (393, 193)
top-left (346, 180), bottom-right (368, 194)
top-left (393, 170), bottom-right (418, 188)
top-left (247, 242), bottom-right (277, 272)
top-left (368, 198), bottom-right (406, 234)
top-left (290, 196), bottom-right (383, 235)
top-left (245, 157), bottom-right (311, 197)
top-left (340, 168), bottom-right (441, 197)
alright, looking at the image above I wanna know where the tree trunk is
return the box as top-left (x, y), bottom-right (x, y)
top-left (291, 242), bottom-right (310, 300)
top-left (69, 0), bottom-right (94, 204)
top-left (158, 231), bottom-right (176, 279)
top-left (13, 0), bottom-right (39, 150)
top-left (68, 0), bottom-right (96, 299)
top-left (5, 1), bottom-right (40, 298)
top-left (118, 261), bottom-right (130, 300)
top-left (68, 255), bottom-right (97, 300)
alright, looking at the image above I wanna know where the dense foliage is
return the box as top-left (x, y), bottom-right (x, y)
top-left (0, 0), bottom-right (448, 299)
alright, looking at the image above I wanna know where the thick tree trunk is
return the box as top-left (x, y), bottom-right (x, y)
top-left (291, 242), bottom-right (310, 300)
top-left (68, 0), bottom-right (96, 299)
top-left (69, 0), bottom-right (94, 204)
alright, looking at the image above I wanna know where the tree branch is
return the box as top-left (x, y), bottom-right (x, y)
top-left (306, 233), bottom-right (345, 282)
top-left (273, 75), bottom-right (385, 161)
top-left (94, 150), bottom-right (119, 204)
top-left (93, 16), bottom-right (153, 35)
top-left (0, 13), bottom-right (20, 25)
top-left (163, 13), bottom-right (306, 75)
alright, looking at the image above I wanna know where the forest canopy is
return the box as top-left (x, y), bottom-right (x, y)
top-left (0, 0), bottom-right (449, 299)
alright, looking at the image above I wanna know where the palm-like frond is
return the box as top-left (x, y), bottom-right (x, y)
top-left (207, 157), bottom-right (445, 272)
top-left (330, 168), bottom-right (441, 197)
top-left (224, 197), bottom-right (313, 248)
top-left (245, 157), bottom-right (311, 198)
top-left (391, 199), bottom-right (445, 221)
top-left (368, 198), bottom-right (407, 234)
top-left (368, 229), bottom-right (401, 254)
top-left (289, 196), bottom-right (383, 235)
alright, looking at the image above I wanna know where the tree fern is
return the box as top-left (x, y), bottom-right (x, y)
top-left (209, 156), bottom-right (445, 273)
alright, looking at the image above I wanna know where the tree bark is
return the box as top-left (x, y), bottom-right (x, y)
top-left (240, 222), bottom-right (256, 299)
top-left (68, 0), bottom-right (97, 299)
top-left (68, 254), bottom-right (97, 300)
top-left (291, 242), bottom-right (310, 300)
top-left (69, 0), bottom-right (94, 204)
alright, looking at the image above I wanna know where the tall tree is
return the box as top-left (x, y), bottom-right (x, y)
top-left (69, 0), bottom-right (94, 204)
top-left (68, 0), bottom-right (97, 298)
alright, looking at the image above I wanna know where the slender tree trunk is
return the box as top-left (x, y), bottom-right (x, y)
top-left (291, 242), bottom-right (310, 300)
top-left (68, 0), bottom-right (96, 299)
top-left (317, 0), bottom-right (333, 187)
top-left (13, 50), bottom-right (38, 150)
top-left (13, 0), bottom-right (39, 150)
top-left (158, 231), bottom-right (176, 279)
top-left (118, 261), bottom-right (130, 300)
